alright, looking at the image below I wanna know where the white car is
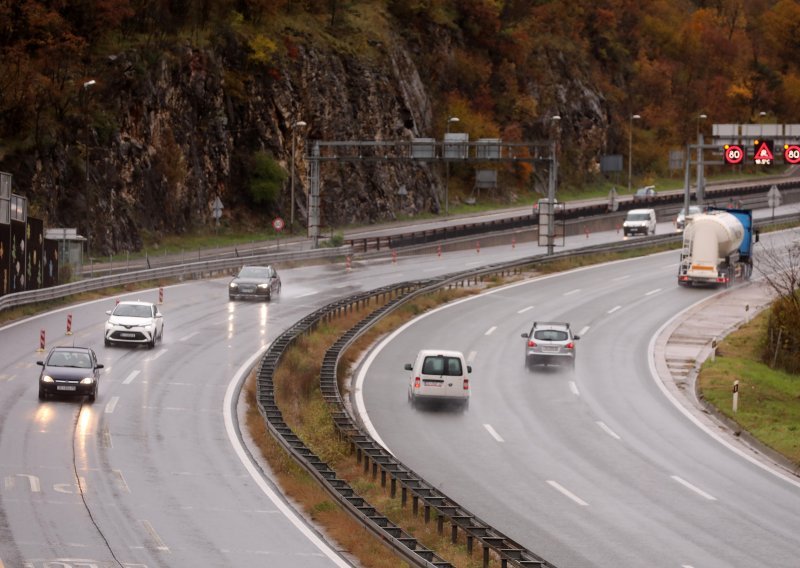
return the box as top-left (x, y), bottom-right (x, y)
top-left (623, 208), bottom-right (657, 236)
top-left (405, 349), bottom-right (471, 409)
top-left (104, 300), bottom-right (164, 348)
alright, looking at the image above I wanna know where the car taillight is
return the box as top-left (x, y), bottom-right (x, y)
top-left (414, 377), bottom-right (420, 389)
top-left (463, 378), bottom-right (469, 390)
top-left (566, 342), bottom-right (574, 349)
top-left (528, 340), bottom-right (536, 347)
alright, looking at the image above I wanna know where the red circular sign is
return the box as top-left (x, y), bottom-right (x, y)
top-left (723, 144), bottom-right (744, 165)
top-left (272, 217), bottom-right (285, 231)
top-left (784, 144), bottom-right (800, 164)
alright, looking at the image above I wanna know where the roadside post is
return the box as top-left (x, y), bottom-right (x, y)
top-left (733, 380), bottom-right (739, 413)
top-left (273, 217), bottom-right (285, 249)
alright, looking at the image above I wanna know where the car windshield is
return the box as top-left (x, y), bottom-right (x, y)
top-left (533, 329), bottom-right (569, 341)
top-left (114, 304), bottom-right (153, 318)
top-left (627, 213), bottom-right (651, 221)
top-left (49, 351), bottom-right (92, 368)
top-left (421, 356), bottom-right (463, 376)
top-left (238, 267), bottom-right (272, 279)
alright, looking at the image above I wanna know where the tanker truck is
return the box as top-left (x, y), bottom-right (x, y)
top-left (677, 207), bottom-right (757, 287)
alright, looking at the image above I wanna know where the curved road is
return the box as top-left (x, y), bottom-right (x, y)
top-left (356, 231), bottom-right (800, 567)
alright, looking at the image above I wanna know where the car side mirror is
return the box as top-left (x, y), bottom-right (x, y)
top-left (754, 230), bottom-right (760, 243)
top-left (521, 332), bottom-right (529, 338)
top-left (467, 365), bottom-right (472, 373)
top-left (404, 363), bottom-right (413, 371)
top-left (95, 363), bottom-right (104, 369)
top-left (573, 335), bottom-right (581, 340)
top-left (36, 361), bottom-right (44, 366)
top-left (156, 312), bottom-right (162, 318)
top-left (105, 310), bottom-right (112, 315)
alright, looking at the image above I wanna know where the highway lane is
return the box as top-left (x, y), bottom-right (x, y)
top-left (1, 205), bottom-right (797, 567)
top-left (356, 232), bottom-right (800, 568)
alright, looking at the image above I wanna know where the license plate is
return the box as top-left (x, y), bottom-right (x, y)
top-left (57, 385), bottom-right (77, 391)
top-left (542, 346), bottom-right (559, 352)
top-left (120, 332), bottom-right (136, 338)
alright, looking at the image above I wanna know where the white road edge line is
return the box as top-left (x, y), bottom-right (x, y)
top-left (105, 396), bottom-right (119, 414)
top-left (649, 292), bottom-right (800, 491)
top-left (547, 480), bottom-right (588, 506)
top-left (483, 424), bottom-right (504, 443)
top-left (670, 475), bottom-right (717, 501)
top-left (224, 348), bottom-right (352, 567)
top-left (563, 289), bottom-right (580, 296)
top-left (607, 305), bottom-right (621, 314)
top-left (596, 421), bottom-right (621, 440)
top-left (122, 370), bottom-right (140, 385)
top-left (645, 288), bottom-right (661, 296)
top-left (578, 325), bottom-right (590, 336)
top-left (517, 306), bottom-right (534, 314)
top-left (569, 381), bottom-right (580, 396)
top-left (484, 326), bottom-right (497, 336)
top-left (140, 520), bottom-right (169, 552)
top-left (180, 331), bottom-right (200, 342)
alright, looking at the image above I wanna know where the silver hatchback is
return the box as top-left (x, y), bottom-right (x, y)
top-left (521, 322), bottom-right (579, 369)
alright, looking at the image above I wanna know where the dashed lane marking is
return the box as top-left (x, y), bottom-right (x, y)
top-left (517, 306), bottom-right (534, 314)
top-left (105, 396), bottom-right (119, 414)
top-left (483, 424), bottom-right (504, 443)
top-left (569, 381), bottom-right (580, 396)
top-left (484, 326), bottom-right (497, 336)
top-left (607, 305), bottom-right (622, 314)
top-left (547, 480), bottom-right (589, 506)
top-left (670, 475), bottom-right (717, 501)
top-left (122, 370), bottom-right (140, 385)
top-left (596, 421), bottom-right (621, 440)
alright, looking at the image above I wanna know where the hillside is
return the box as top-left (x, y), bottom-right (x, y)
top-left (0, 0), bottom-right (798, 254)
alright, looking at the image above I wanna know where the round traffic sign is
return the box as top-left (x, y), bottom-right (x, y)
top-left (272, 217), bottom-right (285, 231)
top-left (723, 144), bottom-right (744, 165)
top-left (784, 144), bottom-right (800, 165)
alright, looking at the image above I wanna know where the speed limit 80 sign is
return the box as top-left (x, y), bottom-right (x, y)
top-left (784, 144), bottom-right (800, 165)
top-left (723, 144), bottom-right (745, 165)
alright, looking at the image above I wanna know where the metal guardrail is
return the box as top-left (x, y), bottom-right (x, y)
top-left (0, 245), bottom-right (350, 313)
top-left (253, 211), bottom-right (800, 568)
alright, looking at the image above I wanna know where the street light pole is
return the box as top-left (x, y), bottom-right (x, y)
top-left (547, 115), bottom-right (561, 256)
top-left (444, 116), bottom-right (459, 216)
top-left (696, 113), bottom-right (707, 204)
top-left (628, 113), bottom-right (641, 192)
top-left (290, 120), bottom-right (307, 234)
top-left (82, 80), bottom-right (96, 182)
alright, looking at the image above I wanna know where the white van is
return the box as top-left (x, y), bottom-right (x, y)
top-left (405, 349), bottom-right (471, 409)
top-left (623, 208), bottom-right (657, 236)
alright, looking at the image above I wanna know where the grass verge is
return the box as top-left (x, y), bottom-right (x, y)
top-left (697, 308), bottom-right (800, 467)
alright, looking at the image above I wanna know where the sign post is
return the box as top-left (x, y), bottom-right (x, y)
top-left (272, 217), bottom-right (285, 249)
top-left (732, 380), bottom-right (739, 413)
top-left (767, 184), bottom-right (782, 221)
top-left (212, 196), bottom-right (224, 235)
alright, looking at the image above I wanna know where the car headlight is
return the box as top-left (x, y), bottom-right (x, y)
top-left (80, 378), bottom-right (95, 384)
top-left (257, 283), bottom-right (270, 289)
top-left (42, 376), bottom-right (54, 383)
top-left (229, 282), bottom-right (238, 289)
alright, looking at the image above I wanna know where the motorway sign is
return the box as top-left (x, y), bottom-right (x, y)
top-left (723, 144), bottom-right (744, 165)
top-left (784, 144), bottom-right (800, 165)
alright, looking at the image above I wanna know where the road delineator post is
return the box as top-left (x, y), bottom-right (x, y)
top-left (66, 314), bottom-right (73, 336)
top-left (476, 241), bottom-right (480, 253)
top-left (391, 250), bottom-right (397, 264)
top-left (158, 287), bottom-right (164, 305)
top-left (512, 237), bottom-right (516, 249)
top-left (437, 245), bottom-right (441, 257)
top-left (37, 329), bottom-right (45, 352)
top-left (345, 255), bottom-right (352, 271)
top-left (584, 225), bottom-right (590, 238)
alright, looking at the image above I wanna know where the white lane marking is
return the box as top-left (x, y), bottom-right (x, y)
top-left (113, 469), bottom-right (130, 493)
top-left (465, 261), bottom-right (483, 267)
top-left (612, 274), bottom-right (630, 281)
top-left (569, 381), bottom-right (580, 396)
top-left (649, 297), bottom-right (800, 491)
top-left (670, 476), bottom-right (717, 501)
top-left (484, 326), bottom-right (497, 336)
top-left (517, 306), bottom-right (534, 314)
top-left (682, 565), bottom-right (696, 568)
top-left (563, 289), bottom-right (580, 296)
top-left (145, 349), bottom-right (167, 361)
top-left (483, 424), bottom-right (505, 443)
top-left (596, 421), bottom-right (621, 440)
top-left (122, 370), bottom-right (140, 385)
top-left (578, 325), bottom-right (590, 336)
top-left (0, 374), bottom-right (14, 382)
top-left (224, 348), bottom-right (352, 567)
top-left (180, 331), bottom-right (199, 342)
top-left (547, 480), bottom-right (589, 506)
top-left (141, 520), bottom-right (169, 551)
top-left (607, 305), bottom-right (622, 314)
top-left (298, 291), bottom-right (318, 298)
top-left (467, 351), bottom-right (477, 364)
top-left (645, 288), bottom-right (661, 296)
top-left (105, 396), bottom-right (119, 414)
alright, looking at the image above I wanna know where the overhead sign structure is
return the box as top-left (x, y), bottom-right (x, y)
top-left (753, 140), bottom-right (774, 165)
top-left (723, 144), bottom-right (744, 165)
top-left (784, 144), bottom-right (800, 165)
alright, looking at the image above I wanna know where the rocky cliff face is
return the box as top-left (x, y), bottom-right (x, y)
top-left (8, 26), bottom-right (608, 255)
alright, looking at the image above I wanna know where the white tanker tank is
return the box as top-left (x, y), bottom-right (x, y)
top-left (677, 207), bottom-right (756, 287)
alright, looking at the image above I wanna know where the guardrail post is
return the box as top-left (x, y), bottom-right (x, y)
top-left (380, 469), bottom-right (386, 487)
top-left (483, 545), bottom-right (490, 567)
top-left (371, 461), bottom-right (377, 479)
top-left (401, 486), bottom-right (407, 507)
top-left (451, 523), bottom-right (458, 543)
top-left (424, 504), bottom-right (430, 524)
top-left (363, 454), bottom-right (369, 473)
top-left (390, 477), bottom-right (397, 498)
top-left (412, 495), bottom-right (419, 515)
top-left (467, 534), bottom-right (473, 554)
top-left (437, 515), bottom-right (444, 535)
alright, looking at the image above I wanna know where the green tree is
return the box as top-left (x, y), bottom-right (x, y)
top-left (247, 150), bottom-right (287, 208)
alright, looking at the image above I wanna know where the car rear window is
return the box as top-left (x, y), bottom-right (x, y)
top-left (533, 330), bottom-right (569, 341)
top-left (421, 356), bottom-right (463, 376)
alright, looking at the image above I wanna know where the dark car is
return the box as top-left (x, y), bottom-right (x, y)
top-left (229, 265), bottom-right (281, 301)
top-left (37, 346), bottom-right (103, 402)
